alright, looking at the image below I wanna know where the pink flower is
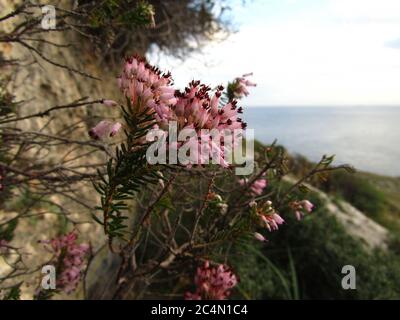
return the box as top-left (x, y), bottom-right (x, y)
top-left (89, 121), bottom-right (122, 140)
top-left (40, 231), bottom-right (89, 294)
top-left (251, 179), bottom-right (267, 195)
top-left (165, 80), bottom-right (247, 167)
top-left (110, 122), bottom-right (122, 137)
top-left (89, 121), bottom-right (111, 140)
top-left (102, 99), bottom-right (118, 107)
top-left (262, 213), bottom-right (285, 231)
top-left (301, 200), bottom-right (314, 213)
top-left (99, 56), bottom-right (253, 169)
top-left (249, 200), bottom-right (257, 208)
top-left (184, 292), bottom-right (202, 300)
top-left (290, 200), bottom-right (315, 220)
top-left (257, 201), bottom-right (284, 231)
top-left (118, 55), bottom-right (176, 121)
top-left (240, 176), bottom-right (267, 195)
top-left (185, 261), bottom-right (238, 300)
top-left (173, 82), bottom-right (246, 133)
top-left (254, 232), bottom-right (267, 242)
top-left (231, 73), bottom-right (257, 99)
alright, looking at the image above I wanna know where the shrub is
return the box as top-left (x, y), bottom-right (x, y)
top-left (232, 195), bottom-right (400, 299)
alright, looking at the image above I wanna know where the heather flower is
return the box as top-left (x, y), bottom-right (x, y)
top-left (254, 232), bottom-right (267, 242)
top-left (89, 120), bottom-right (122, 140)
top-left (301, 200), bottom-right (314, 213)
top-left (251, 179), bottom-right (267, 195)
top-left (118, 55), bottom-right (176, 122)
top-left (261, 213), bottom-right (285, 231)
top-left (256, 200), bottom-right (284, 231)
top-left (98, 56), bottom-right (251, 168)
top-left (185, 261), bottom-right (238, 300)
top-left (162, 79), bottom-right (246, 167)
top-left (249, 200), bottom-right (257, 208)
top-left (171, 81), bottom-right (246, 161)
top-left (110, 122), bottom-right (122, 137)
top-left (40, 231), bottom-right (89, 294)
top-left (240, 176), bottom-right (267, 195)
top-left (290, 199), bottom-right (315, 220)
top-left (102, 99), bottom-right (118, 107)
top-left (229, 73), bottom-right (257, 99)
top-left (89, 120), bottom-right (110, 140)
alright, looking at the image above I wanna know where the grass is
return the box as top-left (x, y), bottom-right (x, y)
top-left (323, 170), bottom-right (400, 233)
top-left (357, 172), bottom-right (400, 231)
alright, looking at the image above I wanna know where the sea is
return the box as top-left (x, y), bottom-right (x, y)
top-left (243, 106), bottom-right (400, 177)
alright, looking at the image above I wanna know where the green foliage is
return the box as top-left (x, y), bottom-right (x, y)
top-left (290, 153), bottom-right (390, 224)
top-left (2, 283), bottom-right (22, 300)
top-left (93, 102), bottom-right (163, 242)
top-left (233, 196), bottom-right (400, 299)
top-left (322, 171), bottom-right (386, 219)
top-left (233, 242), bottom-right (300, 300)
top-left (75, 0), bottom-right (232, 61)
top-left (226, 81), bottom-right (237, 101)
top-left (0, 218), bottom-right (18, 242)
top-left (230, 143), bottom-right (400, 300)
top-left (85, 0), bottom-right (155, 29)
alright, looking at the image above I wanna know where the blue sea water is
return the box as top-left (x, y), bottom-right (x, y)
top-left (243, 107), bottom-right (400, 177)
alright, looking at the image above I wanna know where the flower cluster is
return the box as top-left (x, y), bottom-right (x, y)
top-left (89, 120), bottom-right (122, 140)
top-left (91, 55), bottom-right (255, 167)
top-left (170, 81), bottom-right (247, 166)
top-left (118, 55), bottom-right (176, 124)
top-left (240, 175), bottom-right (267, 195)
top-left (257, 201), bottom-right (285, 231)
top-left (228, 73), bottom-right (257, 99)
top-left (185, 261), bottom-right (238, 300)
top-left (252, 200), bottom-right (284, 242)
top-left (290, 199), bottom-right (315, 220)
top-left (40, 231), bottom-right (89, 294)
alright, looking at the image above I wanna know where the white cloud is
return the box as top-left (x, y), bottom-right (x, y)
top-left (149, 0), bottom-right (400, 106)
top-left (330, 0), bottom-right (400, 21)
top-left (385, 38), bottom-right (400, 48)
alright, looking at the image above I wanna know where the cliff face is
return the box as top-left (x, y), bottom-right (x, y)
top-left (316, 190), bottom-right (389, 250)
top-left (1, 0), bottom-right (121, 131)
top-left (0, 0), bottom-right (122, 298)
top-left (285, 176), bottom-right (389, 250)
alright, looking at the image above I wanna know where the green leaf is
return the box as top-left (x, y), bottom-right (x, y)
top-left (91, 213), bottom-right (104, 225)
top-left (3, 283), bottom-right (22, 300)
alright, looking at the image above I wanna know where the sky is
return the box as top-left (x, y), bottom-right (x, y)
top-left (149, 0), bottom-right (400, 107)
